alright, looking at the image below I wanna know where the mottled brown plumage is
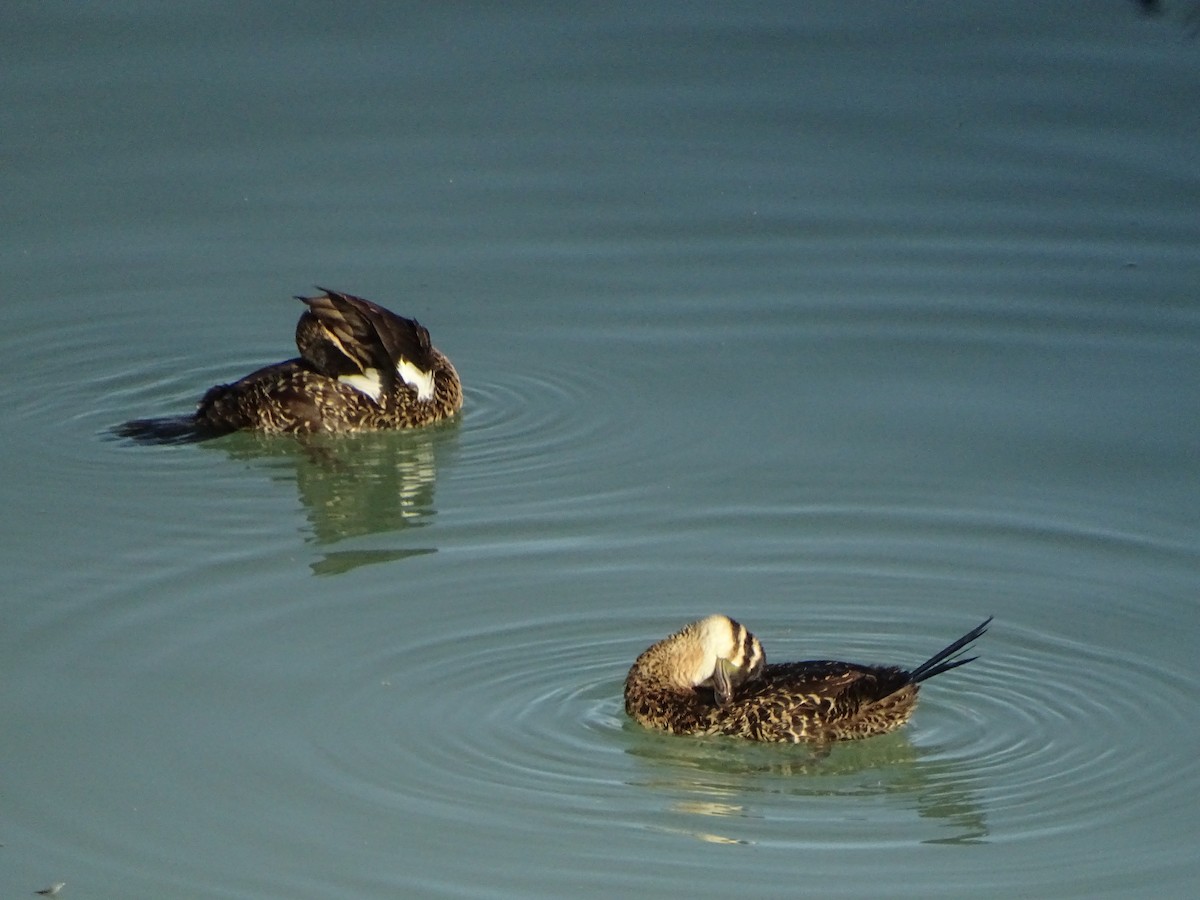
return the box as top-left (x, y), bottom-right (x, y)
top-left (117, 289), bottom-right (461, 441)
top-left (625, 615), bottom-right (990, 743)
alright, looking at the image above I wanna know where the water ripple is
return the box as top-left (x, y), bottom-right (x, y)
top-left (926, 621), bottom-right (1197, 837)
top-left (455, 351), bottom-right (643, 489)
top-left (300, 596), bottom-right (1197, 869)
top-left (307, 615), bottom-right (631, 831)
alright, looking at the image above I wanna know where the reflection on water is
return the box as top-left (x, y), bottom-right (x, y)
top-left (627, 728), bottom-right (987, 845)
top-left (202, 424), bottom-right (459, 574)
top-left (6, 0), bottom-right (1200, 895)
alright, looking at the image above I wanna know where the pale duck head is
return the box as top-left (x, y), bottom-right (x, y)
top-left (672, 614), bottom-right (765, 705)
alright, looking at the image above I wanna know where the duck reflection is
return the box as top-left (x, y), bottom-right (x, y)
top-left (625, 728), bottom-right (987, 845)
top-left (204, 425), bottom-right (458, 575)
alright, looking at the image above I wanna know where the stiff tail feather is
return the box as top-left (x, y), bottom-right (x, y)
top-left (908, 617), bottom-right (992, 683)
top-left (111, 416), bottom-right (210, 444)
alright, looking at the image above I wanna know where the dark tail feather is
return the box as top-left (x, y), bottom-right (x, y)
top-left (909, 617), bottom-right (992, 683)
top-left (110, 416), bottom-right (211, 444)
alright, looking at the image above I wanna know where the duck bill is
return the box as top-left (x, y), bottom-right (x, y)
top-left (712, 659), bottom-right (738, 706)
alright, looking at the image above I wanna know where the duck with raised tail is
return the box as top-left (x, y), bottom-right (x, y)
top-left (117, 288), bottom-right (462, 440)
top-left (624, 615), bottom-right (990, 743)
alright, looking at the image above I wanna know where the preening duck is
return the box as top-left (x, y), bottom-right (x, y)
top-left (118, 288), bottom-right (462, 439)
top-left (625, 615), bottom-right (990, 743)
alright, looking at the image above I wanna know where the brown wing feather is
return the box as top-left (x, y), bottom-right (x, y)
top-left (295, 291), bottom-right (382, 376)
top-left (759, 661), bottom-right (910, 703)
top-left (721, 662), bottom-right (913, 741)
top-left (299, 288), bottom-right (434, 376)
top-left (294, 311), bottom-right (367, 379)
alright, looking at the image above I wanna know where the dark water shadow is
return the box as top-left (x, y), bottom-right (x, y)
top-left (1132, 0), bottom-right (1200, 35)
top-left (625, 727), bottom-right (988, 844)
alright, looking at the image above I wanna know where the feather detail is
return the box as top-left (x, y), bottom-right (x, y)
top-left (625, 616), bottom-right (989, 743)
top-left (118, 288), bottom-right (462, 440)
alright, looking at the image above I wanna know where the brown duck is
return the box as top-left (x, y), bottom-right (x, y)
top-left (118, 288), bottom-right (462, 440)
top-left (625, 615), bottom-right (990, 743)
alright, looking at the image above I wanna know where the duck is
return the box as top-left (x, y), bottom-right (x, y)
top-left (118, 288), bottom-right (462, 440)
top-left (625, 615), bottom-right (990, 743)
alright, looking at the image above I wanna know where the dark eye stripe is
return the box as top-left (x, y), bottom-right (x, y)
top-left (748, 637), bottom-right (764, 671)
top-left (734, 621), bottom-right (751, 665)
top-left (727, 618), bottom-right (745, 661)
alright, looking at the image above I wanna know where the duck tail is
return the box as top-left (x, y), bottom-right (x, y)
top-left (110, 416), bottom-right (210, 444)
top-left (908, 617), bottom-right (992, 683)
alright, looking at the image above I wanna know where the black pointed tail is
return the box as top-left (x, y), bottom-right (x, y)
top-left (909, 617), bottom-right (992, 683)
top-left (110, 416), bottom-right (213, 444)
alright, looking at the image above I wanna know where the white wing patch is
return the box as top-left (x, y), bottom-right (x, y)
top-left (338, 369), bottom-right (384, 402)
top-left (396, 358), bottom-right (435, 402)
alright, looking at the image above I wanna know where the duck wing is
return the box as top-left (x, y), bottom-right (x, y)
top-left (295, 289), bottom-right (437, 399)
top-left (752, 661), bottom-right (911, 712)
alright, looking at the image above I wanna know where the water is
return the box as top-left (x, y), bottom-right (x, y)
top-left (4, 2), bottom-right (1200, 897)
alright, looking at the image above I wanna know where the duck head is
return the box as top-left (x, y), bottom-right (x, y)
top-left (656, 614), bottom-right (766, 706)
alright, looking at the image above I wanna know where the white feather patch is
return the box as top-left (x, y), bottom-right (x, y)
top-left (338, 369), bottom-right (384, 402)
top-left (396, 358), bottom-right (435, 402)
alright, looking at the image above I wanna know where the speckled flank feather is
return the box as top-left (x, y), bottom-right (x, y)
top-left (625, 616), bottom-right (990, 743)
top-left (119, 289), bottom-right (462, 440)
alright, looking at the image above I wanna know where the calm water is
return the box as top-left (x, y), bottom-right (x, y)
top-left (4, 2), bottom-right (1200, 897)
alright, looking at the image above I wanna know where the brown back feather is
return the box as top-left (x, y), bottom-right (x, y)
top-left (297, 288), bottom-right (434, 379)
